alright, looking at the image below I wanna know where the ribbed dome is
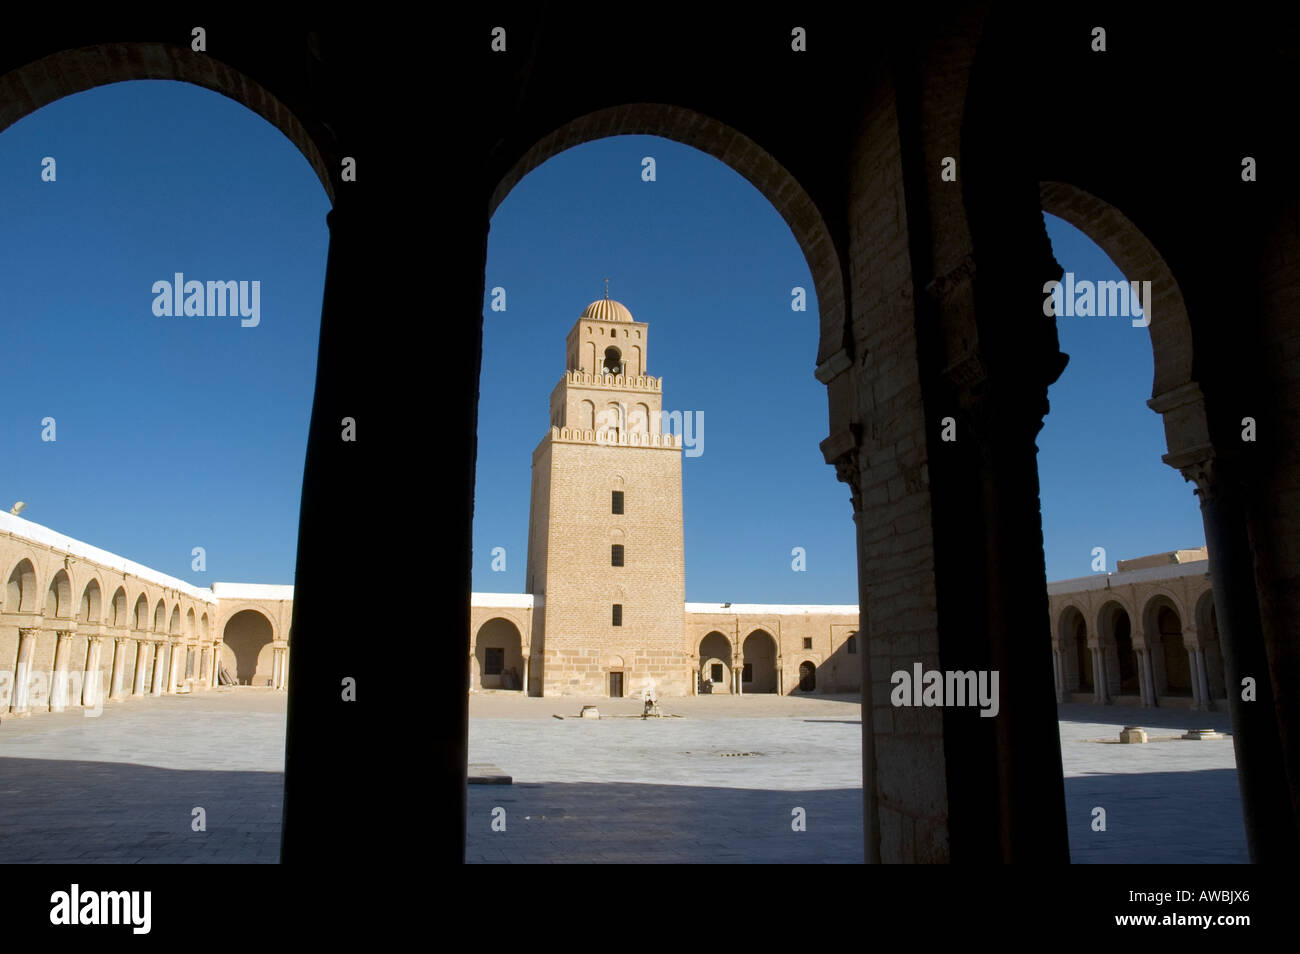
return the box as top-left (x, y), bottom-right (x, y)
top-left (581, 297), bottom-right (634, 323)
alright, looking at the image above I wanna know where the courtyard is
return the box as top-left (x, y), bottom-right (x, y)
top-left (0, 690), bottom-right (1245, 863)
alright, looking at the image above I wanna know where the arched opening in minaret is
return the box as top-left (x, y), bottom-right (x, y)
top-left (603, 346), bottom-right (623, 375)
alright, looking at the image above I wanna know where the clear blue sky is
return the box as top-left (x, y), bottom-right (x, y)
top-left (1, 83), bottom-right (1203, 594)
top-left (478, 135), bottom-right (1206, 597)
top-left (0, 81), bottom-right (330, 586)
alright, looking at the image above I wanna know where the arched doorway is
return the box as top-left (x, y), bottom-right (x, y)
top-left (473, 618), bottom-right (524, 691)
top-left (742, 630), bottom-right (778, 694)
top-left (1098, 601), bottom-right (1138, 697)
top-left (1157, 603), bottom-right (1192, 697)
top-left (221, 610), bottom-right (274, 686)
top-left (698, 631), bottom-right (731, 694)
top-left (1060, 606), bottom-right (1089, 694)
top-left (798, 661), bottom-right (816, 692)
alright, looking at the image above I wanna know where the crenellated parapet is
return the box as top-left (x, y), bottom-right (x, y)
top-left (562, 369), bottom-right (661, 391)
top-left (550, 426), bottom-right (680, 448)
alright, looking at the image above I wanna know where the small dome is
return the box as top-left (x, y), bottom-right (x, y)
top-left (581, 297), bottom-right (634, 323)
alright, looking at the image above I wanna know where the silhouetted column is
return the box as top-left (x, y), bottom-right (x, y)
top-left (11, 628), bottom-right (38, 716)
top-left (832, 447), bottom-right (881, 864)
top-left (1051, 645), bottom-right (1063, 703)
top-left (50, 630), bottom-right (73, 712)
top-left (1182, 455), bottom-right (1299, 858)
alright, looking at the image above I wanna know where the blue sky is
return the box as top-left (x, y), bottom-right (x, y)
top-left (0, 81), bottom-right (330, 586)
top-left (0, 82), bottom-right (1204, 595)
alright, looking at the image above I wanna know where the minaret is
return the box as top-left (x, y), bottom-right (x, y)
top-left (524, 288), bottom-right (686, 697)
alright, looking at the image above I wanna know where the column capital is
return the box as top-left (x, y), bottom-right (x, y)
top-left (823, 432), bottom-right (863, 515)
top-left (18, 627), bottom-right (40, 639)
top-left (55, 629), bottom-right (74, 640)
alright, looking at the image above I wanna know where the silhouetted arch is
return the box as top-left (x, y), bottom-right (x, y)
top-left (490, 105), bottom-right (848, 368)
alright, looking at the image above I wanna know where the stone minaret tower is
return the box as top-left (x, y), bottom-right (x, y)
top-left (525, 289), bottom-right (686, 697)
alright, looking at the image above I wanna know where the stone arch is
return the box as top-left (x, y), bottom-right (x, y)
top-left (473, 617), bottom-right (524, 691)
top-left (109, 587), bottom-right (128, 627)
top-left (132, 593), bottom-right (150, 630)
top-left (0, 43), bottom-right (335, 204)
top-left (1097, 600), bottom-right (1138, 697)
top-left (78, 578), bottom-right (102, 623)
top-left (579, 398), bottom-right (595, 430)
top-left (629, 402), bottom-right (651, 435)
top-left (602, 345), bottom-right (623, 374)
top-left (1143, 593), bottom-right (1191, 698)
top-left (186, 607), bottom-right (196, 637)
top-left (221, 609), bottom-right (275, 686)
top-left (169, 605), bottom-right (181, 635)
top-left (45, 569), bottom-right (72, 619)
top-left (200, 612), bottom-right (210, 640)
top-left (4, 557), bottom-right (38, 613)
top-left (490, 105), bottom-right (848, 368)
top-left (742, 629), bottom-right (778, 694)
top-left (698, 630), bottom-right (731, 693)
top-left (798, 660), bottom-right (817, 692)
top-left (1038, 182), bottom-right (1211, 471)
top-left (153, 598), bottom-right (166, 633)
top-left (1058, 604), bottom-right (1089, 694)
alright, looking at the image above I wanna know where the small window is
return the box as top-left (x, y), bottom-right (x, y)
top-left (711, 663), bottom-right (723, 684)
top-left (742, 663), bottom-right (753, 683)
top-left (802, 637), bottom-right (813, 649)
top-left (484, 648), bottom-right (505, 676)
top-left (847, 633), bottom-right (858, 654)
top-left (612, 604), bottom-right (622, 626)
top-left (611, 544), bottom-right (624, 567)
top-left (612, 490), bottom-right (624, 514)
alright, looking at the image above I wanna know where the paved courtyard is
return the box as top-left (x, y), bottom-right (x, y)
top-left (0, 688), bottom-right (285, 863)
top-left (0, 689), bottom-right (1246, 863)
top-left (466, 695), bottom-right (1246, 863)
